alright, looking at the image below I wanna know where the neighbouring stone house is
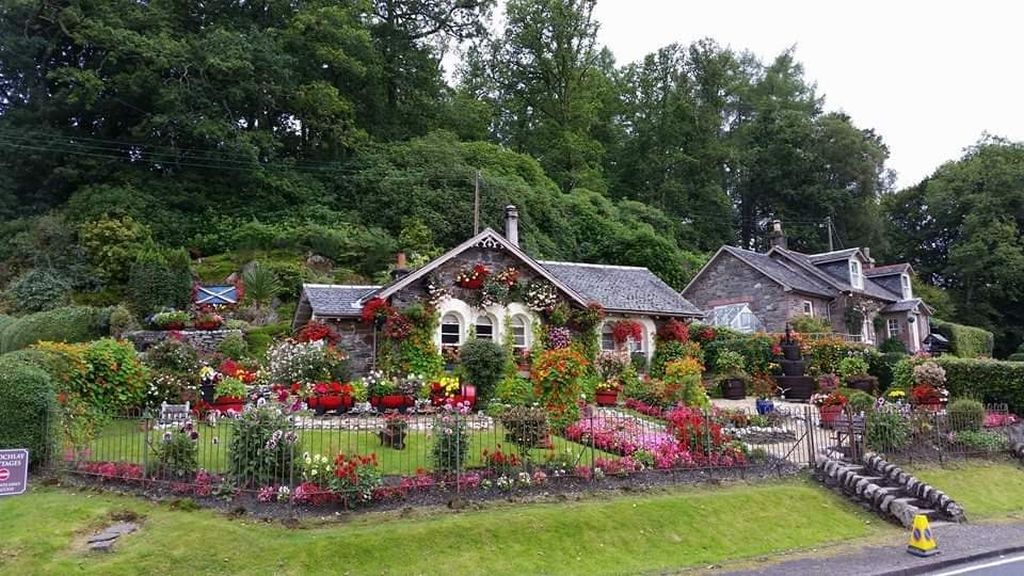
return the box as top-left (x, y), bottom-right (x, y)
top-left (292, 207), bottom-right (704, 375)
top-left (682, 221), bottom-right (932, 352)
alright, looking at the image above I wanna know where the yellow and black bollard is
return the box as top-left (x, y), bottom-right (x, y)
top-left (907, 514), bottom-right (940, 557)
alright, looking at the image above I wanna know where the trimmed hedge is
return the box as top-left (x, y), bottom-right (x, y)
top-left (930, 319), bottom-right (994, 359)
top-left (0, 306), bottom-right (111, 353)
top-left (0, 355), bottom-right (58, 466)
top-left (865, 351), bottom-right (907, 392)
top-left (935, 356), bottom-right (1024, 414)
top-left (703, 334), bottom-right (774, 375)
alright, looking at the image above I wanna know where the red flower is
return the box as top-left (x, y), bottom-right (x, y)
top-left (361, 298), bottom-right (391, 325)
top-left (611, 320), bottom-right (644, 345)
top-left (296, 321), bottom-right (339, 346)
top-left (656, 319), bottom-right (690, 343)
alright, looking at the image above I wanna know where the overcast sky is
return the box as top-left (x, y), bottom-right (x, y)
top-left (592, 0), bottom-right (1022, 189)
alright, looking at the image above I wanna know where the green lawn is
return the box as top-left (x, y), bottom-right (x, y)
top-left (83, 419), bottom-right (611, 476)
top-left (909, 459), bottom-right (1024, 520)
top-left (0, 480), bottom-right (890, 575)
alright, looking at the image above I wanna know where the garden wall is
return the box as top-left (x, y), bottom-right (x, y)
top-left (126, 329), bottom-right (244, 354)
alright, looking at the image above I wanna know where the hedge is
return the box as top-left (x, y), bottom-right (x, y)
top-left (0, 306), bottom-right (111, 353)
top-left (0, 355), bottom-right (58, 467)
top-left (865, 351), bottom-right (907, 391)
top-left (930, 319), bottom-right (994, 359)
top-left (703, 334), bottom-right (774, 375)
top-left (935, 356), bottom-right (1024, 414)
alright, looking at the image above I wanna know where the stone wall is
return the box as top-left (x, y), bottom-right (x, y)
top-left (326, 319), bottom-right (376, 376)
top-left (126, 329), bottom-right (244, 353)
top-left (684, 252), bottom-right (791, 331)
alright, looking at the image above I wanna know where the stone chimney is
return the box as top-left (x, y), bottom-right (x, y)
top-left (390, 252), bottom-right (410, 281)
top-left (504, 205), bottom-right (520, 247)
top-left (769, 220), bottom-right (787, 250)
top-left (862, 247), bottom-right (874, 268)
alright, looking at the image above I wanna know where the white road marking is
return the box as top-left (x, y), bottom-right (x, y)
top-left (931, 554), bottom-right (1024, 575)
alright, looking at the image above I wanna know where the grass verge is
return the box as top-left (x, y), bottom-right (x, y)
top-left (0, 478), bottom-right (889, 575)
top-left (909, 458), bottom-right (1024, 520)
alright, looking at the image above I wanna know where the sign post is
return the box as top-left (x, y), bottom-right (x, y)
top-left (0, 449), bottom-right (29, 497)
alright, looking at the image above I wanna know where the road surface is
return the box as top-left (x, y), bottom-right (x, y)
top-left (930, 554), bottom-right (1024, 575)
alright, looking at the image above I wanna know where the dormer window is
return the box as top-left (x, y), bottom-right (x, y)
top-left (901, 274), bottom-right (912, 300)
top-left (849, 259), bottom-right (864, 290)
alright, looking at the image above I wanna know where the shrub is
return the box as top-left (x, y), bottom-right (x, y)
top-left (432, 404), bottom-right (470, 473)
top-left (663, 357), bottom-right (709, 409)
top-left (152, 421), bottom-right (200, 479)
top-left (499, 405), bottom-right (550, 453)
top-left (866, 410), bottom-right (911, 453)
top-left (493, 375), bottom-right (535, 407)
top-left (651, 340), bottom-right (690, 378)
top-left (703, 334), bottom-right (773, 376)
top-left (82, 339), bottom-right (149, 413)
top-left (531, 347), bottom-right (589, 430)
top-left (846, 391), bottom-right (875, 414)
top-left (267, 339), bottom-right (348, 385)
top-left (79, 215), bottom-right (152, 283)
top-left (242, 261), bottom-right (281, 308)
top-left (865, 351), bottom-right (906, 391)
top-left (805, 337), bottom-right (860, 376)
top-left (217, 332), bottom-right (249, 360)
top-left (790, 314), bottom-right (832, 334)
top-left (458, 338), bottom-right (506, 403)
top-left (127, 245), bottom-right (183, 315)
top-left (837, 356), bottom-right (870, 380)
top-left (6, 268), bottom-right (71, 312)
top-left (955, 430), bottom-right (1008, 452)
top-left (107, 305), bottom-right (139, 338)
top-left (228, 406), bottom-right (300, 487)
top-left (0, 306), bottom-right (109, 353)
top-left (144, 339), bottom-right (199, 374)
top-left (0, 356), bottom-right (58, 466)
top-left (947, 398), bottom-right (985, 432)
top-left (879, 338), bottom-right (907, 354)
top-left (930, 319), bottom-right (994, 358)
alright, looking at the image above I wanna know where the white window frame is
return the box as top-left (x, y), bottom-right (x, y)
top-left (475, 314), bottom-right (495, 341)
top-left (511, 315), bottom-right (529, 349)
top-left (887, 318), bottom-right (900, 339)
top-left (901, 273), bottom-right (912, 300)
top-left (862, 315), bottom-right (873, 344)
top-left (600, 324), bottom-right (615, 351)
top-left (802, 301), bottom-right (814, 316)
top-left (849, 259), bottom-right (864, 290)
top-left (626, 325), bottom-right (647, 355)
top-left (440, 313), bottom-right (462, 346)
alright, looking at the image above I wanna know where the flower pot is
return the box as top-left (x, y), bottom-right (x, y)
top-left (161, 321), bottom-right (186, 331)
top-left (308, 394), bottom-right (354, 415)
top-left (818, 404), bottom-right (844, 428)
top-left (371, 395), bottom-right (415, 412)
top-left (847, 376), bottom-right (878, 395)
top-left (595, 390), bottom-right (619, 407)
top-left (194, 321), bottom-right (222, 331)
top-left (213, 396), bottom-right (245, 414)
top-left (756, 398), bottom-right (775, 415)
top-left (720, 379), bottom-right (746, 400)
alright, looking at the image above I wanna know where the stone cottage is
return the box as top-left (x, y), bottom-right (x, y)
top-left (293, 207), bottom-right (704, 375)
top-left (682, 221), bottom-right (932, 351)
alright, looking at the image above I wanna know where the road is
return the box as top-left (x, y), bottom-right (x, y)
top-left (929, 555), bottom-right (1024, 575)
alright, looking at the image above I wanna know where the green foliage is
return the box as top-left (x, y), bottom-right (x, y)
top-left (865, 351), bottom-right (907, 391)
top-left (6, 269), bottom-right (71, 312)
top-left (217, 332), bottom-right (249, 360)
top-left (879, 338), bottom-right (907, 354)
top-left (651, 340), bottom-right (703, 378)
top-left (805, 338), bottom-right (860, 376)
top-left (866, 411), bottom-right (910, 453)
top-left (703, 335), bottom-right (773, 376)
top-left (458, 339), bottom-right (507, 403)
top-left (79, 216), bottom-right (152, 284)
top-left (108, 305), bottom-right (139, 338)
top-left (152, 424), bottom-right (199, 479)
top-left (82, 339), bottom-right (149, 413)
top-left (242, 262), bottom-right (281, 308)
top-left (228, 407), bottom-right (299, 487)
top-left (127, 245), bottom-right (192, 315)
top-left (0, 306), bottom-right (110, 353)
top-left (144, 340), bottom-right (199, 374)
top-left (0, 356), bottom-right (57, 466)
top-left (947, 399), bottom-right (985, 432)
top-left (955, 430), bottom-right (1008, 452)
top-left (846, 391), bottom-right (875, 414)
top-left (493, 376), bottom-right (536, 407)
top-left (930, 319), bottom-right (994, 359)
top-left (789, 315), bottom-right (832, 334)
top-left (837, 356), bottom-right (870, 380)
top-left (935, 357), bottom-right (1024, 414)
top-left (432, 409), bottom-right (470, 474)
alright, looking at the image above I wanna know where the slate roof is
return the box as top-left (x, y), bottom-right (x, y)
top-left (881, 298), bottom-right (927, 314)
top-left (722, 247), bottom-right (835, 298)
top-left (776, 248), bottom-right (899, 302)
top-left (539, 261), bottom-right (703, 317)
top-left (807, 248), bottom-right (863, 264)
top-left (865, 263), bottom-right (912, 278)
top-left (302, 284), bottom-right (380, 317)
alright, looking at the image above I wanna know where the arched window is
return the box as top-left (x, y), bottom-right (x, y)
top-left (511, 316), bottom-right (529, 349)
top-left (475, 315), bottom-right (494, 340)
top-left (440, 313), bottom-right (462, 346)
top-left (601, 324), bottom-right (615, 351)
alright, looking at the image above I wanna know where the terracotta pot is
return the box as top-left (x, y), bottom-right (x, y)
top-left (371, 395), bottom-right (415, 412)
top-left (818, 404), bottom-right (845, 428)
top-left (595, 390), bottom-right (619, 406)
top-left (213, 396), bottom-right (245, 414)
top-left (720, 378), bottom-right (746, 400)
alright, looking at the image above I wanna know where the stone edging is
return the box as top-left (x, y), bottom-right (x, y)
top-left (862, 452), bottom-right (965, 523)
top-left (1010, 439), bottom-right (1024, 462)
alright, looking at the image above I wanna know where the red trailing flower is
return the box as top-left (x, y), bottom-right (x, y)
top-left (296, 320), bottom-right (339, 346)
top-left (382, 311), bottom-right (413, 340)
top-left (360, 298), bottom-right (391, 325)
top-left (657, 319), bottom-right (690, 343)
top-left (455, 263), bottom-right (490, 289)
top-left (611, 320), bottom-right (644, 345)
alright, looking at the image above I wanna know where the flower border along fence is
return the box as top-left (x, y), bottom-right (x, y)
top-left (50, 401), bottom-right (1018, 511)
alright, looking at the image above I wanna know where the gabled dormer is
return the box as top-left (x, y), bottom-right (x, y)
top-left (806, 248), bottom-right (870, 290)
top-left (865, 263), bottom-right (914, 300)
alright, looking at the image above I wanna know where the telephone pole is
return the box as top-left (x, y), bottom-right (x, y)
top-left (826, 216), bottom-right (834, 252)
top-left (473, 170), bottom-right (480, 234)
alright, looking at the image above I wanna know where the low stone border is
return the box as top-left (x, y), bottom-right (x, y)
top-left (1010, 439), bottom-right (1024, 462)
top-left (87, 522), bottom-right (139, 552)
top-left (862, 452), bottom-right (965, 523)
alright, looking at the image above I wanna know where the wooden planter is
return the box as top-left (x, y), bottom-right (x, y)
top-left (781, 343), bottom-right (802, 361)
top-left (720, 378), bottom-right (746, 400)
top-left (847, 376), bottom-right (878, 395)
top-left (308, 394), bottom-right (354, 415)
top-left (595, 390), bottom-right (619, 407)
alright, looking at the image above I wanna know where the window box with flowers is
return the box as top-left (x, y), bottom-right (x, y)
top-left (811, 390), bottom-right (848, 428)
top-left (152, 310), bottom-right (190, 331)
top-left (307, 381), bottom-right (356, 415)
top-left (366, 372), bottom-right (416, 413)
top-left (594, 380), bottom-right (621, 406)
top-left (611, 320), bottom-right (644, 349)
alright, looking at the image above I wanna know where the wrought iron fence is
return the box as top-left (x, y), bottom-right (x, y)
top-left (46, 401), bottom-right (1017, 508)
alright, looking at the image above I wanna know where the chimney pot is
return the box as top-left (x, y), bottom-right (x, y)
top-left (862, 247), bottom-right (874, 268)
top-left (390, 251), bottom-right (410, 281)
top-left (504, 205), bottom-right (520, 247)
top-left (769, 220), bottom-right (787, 250)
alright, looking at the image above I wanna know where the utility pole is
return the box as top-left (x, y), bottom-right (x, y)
top-left (826, 216), bottom-right (834, 252)
top-left (473, 170), bottom-right (480, 234)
